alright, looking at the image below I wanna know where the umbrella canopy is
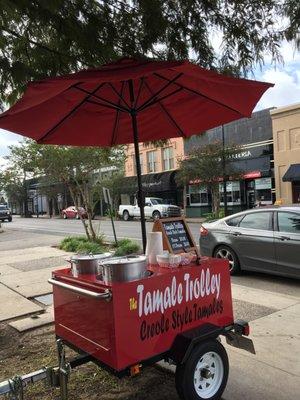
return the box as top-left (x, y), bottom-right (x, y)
top-left (0, 57), bottom-right (273, 250)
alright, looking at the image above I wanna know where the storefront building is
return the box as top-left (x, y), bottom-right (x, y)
top-left (185, 108), bottom-right (275, 217)
top-left (122, 138), bottom-right (184, 206)
top-left (271, 103), bottom-right (300, 204)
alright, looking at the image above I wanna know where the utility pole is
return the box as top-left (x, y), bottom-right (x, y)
top-left (221, 125), bottom-right (228, 216)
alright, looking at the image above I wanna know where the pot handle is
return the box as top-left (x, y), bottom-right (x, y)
top-left (48, 278), bottom-right (112, 301)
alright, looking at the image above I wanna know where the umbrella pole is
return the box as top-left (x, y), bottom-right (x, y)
top-left (131, 111), bottom-right (147, 252)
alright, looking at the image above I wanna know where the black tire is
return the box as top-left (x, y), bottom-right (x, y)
top-left (152, 210), bottom-right (161, 220)
top-left (213, 245), bottom-right (240, 275)
top-left (175, 339), bottom-right (229, 400)
top-left (7, 217), bottom-right (12, 222)
top-left (76, 213), bottom-right (80, 219)
top-left (123, 210), bottom-right (130, 221)
top-left (63, 213), bottom-right (67, 219)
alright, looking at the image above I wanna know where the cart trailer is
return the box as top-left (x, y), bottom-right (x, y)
top-left (0, 258), bottom-right (254, 400)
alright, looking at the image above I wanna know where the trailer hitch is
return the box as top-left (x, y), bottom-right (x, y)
top-left (8, 376), bottom-right (24, 400)
top-left (57, 339), bottom-right (71, 400)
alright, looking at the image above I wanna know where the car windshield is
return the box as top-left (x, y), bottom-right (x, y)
top-left (0, 205), bottom-right (7, 210)
top-left (150, 198), bottom-right (164, 205)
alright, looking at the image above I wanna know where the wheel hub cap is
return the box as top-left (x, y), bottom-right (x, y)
top-left (193, 352), bottom-right (224, 399)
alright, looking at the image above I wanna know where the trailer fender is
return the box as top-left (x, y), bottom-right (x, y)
top-left (169, 323), bottom-right (224, 364)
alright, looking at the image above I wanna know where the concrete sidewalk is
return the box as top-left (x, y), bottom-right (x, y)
top-left (159, 287), bottom-right (300, 400)
top-left (0, 245), bottom-right (68, 325)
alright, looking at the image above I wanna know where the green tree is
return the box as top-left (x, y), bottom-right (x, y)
top-left (0, 141), bottom-right (36, 216)
top-left (1, 0), bottom-right (297, 106)
top-left (4, 139), bottom-right (125, 240)
top-left (176, 141), bottom-right (243, 216)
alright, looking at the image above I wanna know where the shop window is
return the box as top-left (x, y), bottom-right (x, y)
top-left (147, 150), bottom-right (157, 173)
top-left (132, 154), bottom-right (144, 174)
top-left (189, 185), bottom-right (209, 205)
top-left (220, 181), bottom-right (241, 205)
top-left (255, 177), bottom-right (272, 204)
top-left (239, 212), bottom-right (272, 230)
top-left (278, 212), bottom-right (300, 233)
top-left (162, 147), bottom-right (174, 170)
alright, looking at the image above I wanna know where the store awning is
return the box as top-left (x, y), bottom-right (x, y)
top-left (282, 164), bottom-right (300, 182)
top-left (121, 171), bottom-right (178, 194)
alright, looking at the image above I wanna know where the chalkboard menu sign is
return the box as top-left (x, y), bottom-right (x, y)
top-left (153, 217), bottom-right (199, 255)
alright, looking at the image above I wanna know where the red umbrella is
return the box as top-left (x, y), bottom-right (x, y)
top-left (0, 57), bottom-right (273, 250)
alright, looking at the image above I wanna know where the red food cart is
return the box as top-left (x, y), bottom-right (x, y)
top-left (47, 254), bottom-right (254, 400)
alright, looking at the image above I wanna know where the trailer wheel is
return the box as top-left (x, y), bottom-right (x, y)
top-left (175, 339), bottom-right (229, 400)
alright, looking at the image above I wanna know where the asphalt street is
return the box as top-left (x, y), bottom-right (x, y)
top-left (1, 216), bottom-right (299, 298)
top-left (2, 215), bottom-right (201, 244)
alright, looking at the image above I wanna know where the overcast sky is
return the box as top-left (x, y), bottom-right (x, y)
top-left (0, 40), bottom-right (299, 167)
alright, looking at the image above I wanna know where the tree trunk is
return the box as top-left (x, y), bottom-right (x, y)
top-left (211, 184), bottom-right (220, 216)
top-left (68, 185), bottom-right (91, 240)
top-left (77, 181), bottom-right (97, 241)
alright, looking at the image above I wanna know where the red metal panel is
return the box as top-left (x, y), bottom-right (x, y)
top-left (112, 258), bottom-right (233, 370)
top-left (52, 257), bottom-right (233, 371)
top-left (52, 275), bottom-right (117, 369)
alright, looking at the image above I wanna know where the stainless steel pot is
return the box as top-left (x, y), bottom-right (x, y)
top-left (68, 253), bottom-right (112, 276)
top-left (99, 255), bottom-right (147, 283)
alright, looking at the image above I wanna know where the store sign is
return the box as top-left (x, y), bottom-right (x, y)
top-left (244, 171), bottom-right (261, 179)
top-left (255, 177), bottom-right (272, 190)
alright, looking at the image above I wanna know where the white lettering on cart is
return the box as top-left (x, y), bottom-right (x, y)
top-left (184, 270), bottom-right (221, 302)
top-left (137, 269), bottom-right (221, 317)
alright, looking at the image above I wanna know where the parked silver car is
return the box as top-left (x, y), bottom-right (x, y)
top-left (200, 206), bottom-right (300, 279)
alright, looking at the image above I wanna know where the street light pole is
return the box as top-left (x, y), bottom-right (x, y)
top-left (222, 125), bottom-right (228, 217)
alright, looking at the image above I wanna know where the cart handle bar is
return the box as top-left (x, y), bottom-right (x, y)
top-left (48, 278), bottom-right (112, 301)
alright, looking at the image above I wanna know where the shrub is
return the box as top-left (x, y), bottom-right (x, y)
top-left (60, 236), bottom-right (105, 254)
top-left (114, 240), bottom-right (140, 256)
top-left (204, 209), bottom-right (225, 222)
top-left (76, 241), bottom-right (104, 254)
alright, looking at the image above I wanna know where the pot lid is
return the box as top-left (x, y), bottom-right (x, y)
top-left (71, 252), bottom-right (112, 261)
top-left (101, 255), bottom-right (146, 265)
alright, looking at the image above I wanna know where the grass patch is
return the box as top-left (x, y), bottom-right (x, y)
top-left (113, 238), bottom-right (140, 256)
top-left (59, 236), bottom-right (105, 254)
top-left (59, 236), bottom-right (140, 256)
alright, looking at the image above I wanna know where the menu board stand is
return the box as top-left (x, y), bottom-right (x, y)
top-left (153, 217), bottom-right (200, 261)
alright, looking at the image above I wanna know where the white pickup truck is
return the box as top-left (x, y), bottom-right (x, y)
top-left (118, 197), bottom-right (181, 221)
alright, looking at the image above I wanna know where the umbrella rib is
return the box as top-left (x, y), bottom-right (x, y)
top-left (134, 77), bottom-right (145, 109)
top-left (37, 82), bottom-right (106, 143)
top-left (111, 81), bottom-right (125, 146)
top-left (72, 84), bottom-right (129, 113)
top-left (108, 82), bottom-right (130, 109)
top-left (154, 72), bottom-right (244, 116)
top-left (137, 87), bottom-right (182, 112)
top-left (143, 81), bottom-right (186, 138)
top-left (86, 99), bottom-right (127, 112)
top-left (136, 73), bottom-right (183, 112)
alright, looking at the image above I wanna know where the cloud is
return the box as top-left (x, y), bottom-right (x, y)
top-left (255, 67), bottom-right (300, 110)
top-left (0, 129), bottom-right (23, 157)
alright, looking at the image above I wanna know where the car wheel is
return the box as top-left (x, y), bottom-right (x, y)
top-left (213, 245), bottom-right (240, 274)
top-left (7, 217), bottom-right (12, 222)
top-left (152, 211), bottom-right (161, 220)
top-left (63, 213), bottom-right (67, 219)
top-left (123, 210), bottom-right (130, 221)
top-left (175, 339), bottom-right (229, 400)
top-left (76, 213), bottom-right (80, 219)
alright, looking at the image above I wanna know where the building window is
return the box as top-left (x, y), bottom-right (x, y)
top-left (254, 177), bottom-right (272, 204)
top-left (133, 154), bottom-right (143, 175)
top-left (147, 150), bottom-right (157, 173)
top-left (220, 181), bottom-right (241, 205)
top-left (162, 147), bottom-right (174, 170)
top-left (189, 185), bottom-right (209, 205)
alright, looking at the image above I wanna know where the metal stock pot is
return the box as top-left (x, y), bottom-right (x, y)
top-left (99, 255), bottom-right (147, 283)
top-left (68, 253), bottom-right (112, 276)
